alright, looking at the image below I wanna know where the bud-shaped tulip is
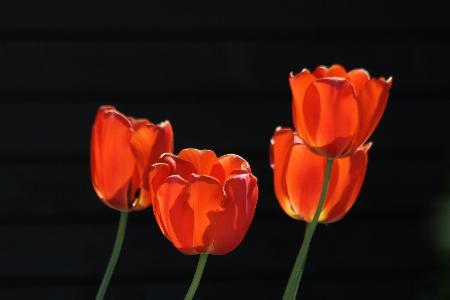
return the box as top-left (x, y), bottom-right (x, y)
top-left (270, 127), bottom-right (370, 223)
top-left (91, 106), bottom-right (173, 211)
top-left (150, 149), bottom-right (258, 255)
top-left (290, 64), bottom-right (391, 158)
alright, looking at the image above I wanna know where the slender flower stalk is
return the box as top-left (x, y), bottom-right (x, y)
top-left (283, 158), bottom-right (334, 300)
top-left (95, 211), bottom-right (129, 300)
top-left (185, 254), bottom-right (209, 300)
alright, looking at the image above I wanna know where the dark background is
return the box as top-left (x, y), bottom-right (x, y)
top-left (1, 1), bottom-right (449, 299)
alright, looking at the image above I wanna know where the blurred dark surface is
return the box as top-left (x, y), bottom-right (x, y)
top-left (1, 1), bottom-right (449, 299)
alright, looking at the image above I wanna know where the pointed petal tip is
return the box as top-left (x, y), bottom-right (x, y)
top-left (361, 142), bottom-right (372, 153)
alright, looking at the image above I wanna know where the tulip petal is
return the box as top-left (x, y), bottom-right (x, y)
top-left (352, 77), bottom-right (392, 151)
top-left (270, 127), bottom-right (298, 218)
top-left (157, 176), bottom-right (194, 254)
top-left (150, 163), bottom-right (171, 238)
top-left (326, 64), bottom-right (348, 77)
top-left (312, 66), bottom-right (328, 78)
top-left (289, 70), bottom-right (316, 141)
top-left (130, 121), bottom-right (174, 208)
top-left (90, 107), bottom-right (136, 210)
top-left (211, 174), bottom-right (258, 254)
top-left (285, 143), bottom-right (325, 221)
top-left (158, 174), bottom-right (224, 254)
top-left (218, 154), bottom-right (250, 180)
top-left (301, 78), bottom-right (359, 158)
top-left (188, 175), bottom-right (224, 254)
top-left (130, 118), bottom-right (151, 131)
top-left (346, 69), bottom-right (370, 95)
top-left (178, 149), bottom-right (225, 184)
top-left (160, 153), bottom-right (198, 181)
top-left (320, 143), bottom-right (370, 222)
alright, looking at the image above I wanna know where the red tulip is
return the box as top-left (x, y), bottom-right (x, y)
top-left (290, 64), bottom-right (391, 158)
top-left (270, 127), bottom-right (370, 223)
top-left (91, 106), bottom-right (173, 211)
top-left (150, 149), bottom-right (258, 255)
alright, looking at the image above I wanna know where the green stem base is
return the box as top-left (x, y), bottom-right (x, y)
top-left (95, 211), bottom-right (129, 300)
top-left (185, 253), bottom-right (209, 300)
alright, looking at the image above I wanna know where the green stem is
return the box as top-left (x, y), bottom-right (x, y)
top-left (282, 158), bottom-right (334, 300)
top-left (185, 253), bottom-right (209, 300)
top-left (95, 211), bottom-right (129, 300)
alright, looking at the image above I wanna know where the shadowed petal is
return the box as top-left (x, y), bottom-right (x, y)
top-left (187, 175), bottom-right (224, 254)
top-left (150, 163), bottom-right (171, 237)
top-left (320, 143), bottom-right (370, 222)
top-left (352, 77), bottom-right (392, 151)
top-left (160, 153), bottom-right (198, 181)
top-left (311, 66), bottom-right (327, 78)
top-left (178, 149), bottom-right (225, 184)
top-left (130, 121), bottom-right (174, 207)
top-left (211, 174), bottom-right (258, 254)
top-left (130, 118), bottom-right (151, 131)
top-left (158, 174), bottom-right (223, 254)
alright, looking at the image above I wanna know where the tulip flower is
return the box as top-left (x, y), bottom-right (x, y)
top-left (91, 106), bottom-right (173, 300)
top-left (289, 64), bottom-right (391, 158)
top-left (150, 149), bottom-right (258, 299)
top-left (91, 105), bottom-right (173, 211)
top-left (150, 149), bottom-right (258, 255)
top-left (270, 127), bottom-right (370, 223)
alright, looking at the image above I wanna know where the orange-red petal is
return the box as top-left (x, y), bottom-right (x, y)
top-left (270, 127), bottom-right (297, 217)
top-left (150, 163), bottom-right (171, 238)
top-left (129, 121), bottom-right (174, 208)
top-left (91, 107), bottom-right (136, 210)
top-left (157, 176), bottom-right (194, 254)
top-left (301, 78), bottom-right (359, 158)
top-left (158, 174), bottom-right (224, 254)
top-left (325, 64), bottom-right (348, 77)
top-left (211, 173), bottom-right (258, 254)
top-left (346, 69), bottom-right (370, 95)
top-left (218, 154), bottom-right (251, 180)
top-left (352, 77), bottom-right (392, 152)
top-left (177, 149), bottom-right (225, 184)
top-left (285, 142), bottom-right (370, 223)
top-left (160, 153), bottom-right (198, 181)
top-left (321, 143), bottom-right (370, 222)
top-left (284, 142), bottom-right (325, 221)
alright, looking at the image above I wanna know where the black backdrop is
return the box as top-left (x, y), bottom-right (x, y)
top-left (1, 1), bottom-right (449, 299)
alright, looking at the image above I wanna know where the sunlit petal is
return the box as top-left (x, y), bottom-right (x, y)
top-left (302, 79), bottom-right (359, 157)
top-left (91, 107), bottom-right (135, 210)
top-left (285, 143), bottom-right (325, 222)
top-left (326, 64), bottom-right (348, 77)
top-left (353, 77), bottom-right (392, 151)
top-left (270, 127), bottom-right (298, 217)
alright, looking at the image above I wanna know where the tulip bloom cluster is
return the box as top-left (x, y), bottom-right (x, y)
top-left (272, 64), bottom-right (391, 299)
top-left (91, 106), bottom-right (259, 299)
top-left (271, 64), bottom-right (391, 223)
top-left (89, 63), bottom-right (391, 299)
